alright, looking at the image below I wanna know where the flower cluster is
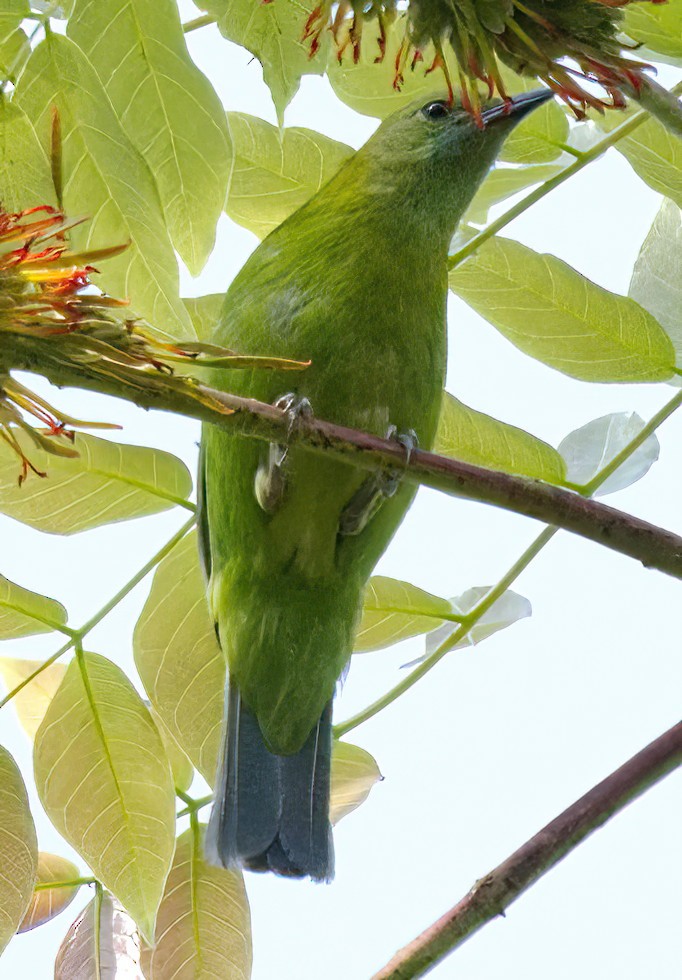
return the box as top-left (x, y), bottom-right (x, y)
top-left (304, 0), bottom-right (666, 119)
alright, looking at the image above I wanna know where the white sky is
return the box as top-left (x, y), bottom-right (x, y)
top-left (2, 5), bottom-right (681, 978)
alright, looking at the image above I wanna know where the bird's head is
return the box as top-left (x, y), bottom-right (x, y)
top-left (354, 89), bottom-right (554, 243)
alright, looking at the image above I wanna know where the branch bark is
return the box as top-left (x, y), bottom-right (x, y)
top-left (7, 333), bottom-right (682, 580)
top-left (372, 721), bottom-right (682, 980)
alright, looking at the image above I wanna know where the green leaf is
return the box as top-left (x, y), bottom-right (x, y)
top-left (0, 745), bottom-right (37, 956)
top-left (410, 587), bottom-right (531, 665)
top-left (0, 577), bottom-right (68, 639)
top-left (465, 161), bottom-right (565, 225)
top-left (197, 0), bottom-right (327, 122)
top-left (0, 431), bottom-right (192, 534)
top-left (14, 34), bottom-right (193, 340)
top-left (54, 893), bottom-right (144, 979)
top-left (327, 13), bottom-right (446, 119)
top-left (134, 531), bottom-right (223, 784)
top-left (559, 412), bottom-right (659, 496)
top-left (435, 392), bottom-right (566, 484)
top-left (149, 706), bottom-right (194, 795)
top-left (449, 236), bottom-right (675, 383)
top-left (624, 3), bottom-right (682, 62)
top-left (0, 26), bottom-right (29, 85)
top-left (183, 293), bottom-right (224, 342)
top-left (33, 652), bottom-right (176, 943)
top-left (0, 100), bottom-right (57, 213)
top-left (68, 0), bottom-right (232, 275)
top-left (330, 741), bottom-right (382, 825)
top-left (18, 852), bottom-right (82, 933)
top-left (617, 115), bottom-right (682, 211)
top-left (141, 826), bottom-right (252, 980)
top-left (629, 198), bottom-right (682, 363)
top-left (0, 658), bottom-right (67, 741)
top-left (226, 111), bottom-right (354, 239)
top-left (355, 576), bottom-right (455, 653)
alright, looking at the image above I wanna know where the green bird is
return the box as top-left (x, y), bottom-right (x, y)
top-left (200, 89), bottom-right (552, 881)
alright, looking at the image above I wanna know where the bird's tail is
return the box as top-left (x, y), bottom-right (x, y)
top-left (206, 680), bottom-right (334, 881)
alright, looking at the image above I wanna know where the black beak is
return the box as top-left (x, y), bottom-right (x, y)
top-left (481, 88), bottom-right (554, 126)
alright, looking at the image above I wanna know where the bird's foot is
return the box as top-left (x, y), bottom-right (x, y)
top-left (254, 393), bottom-right (313, 514)
top-left (338, 426), bottom-right (418, 536)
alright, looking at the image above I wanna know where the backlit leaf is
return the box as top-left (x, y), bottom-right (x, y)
top-left (624, 3), bottom-right (682, 61)
top-left (33, 652), bottom-right (176, 943)
top-left (226, 111), bottom-right (353, 239)
top-left (0, 745), bottom-right (37, 956)
top-left (496, 69), bottom-right (568, 165)
top-left (435, 392), bottom-right (565, 484)
top-left (559, 412), bottom-right (659, 496)
top-left (0, 431), bottom-right (192, 534)
top-left (629, 198), bottom-right (682, 363)
top-left (141, 826), bottom-right (251, 980)
top-left (54, 892), bottom-right (145, 980)
top-left (0, 659), bottom-right (67, 741)
top-left (183, 293), bottom-right (224, 342)
top-left (15, 34), bottom-right (193, 339)
top-left (618, 115), bottom-right (682, 211)
top-left (330, 741), bottom-right (382, 825)
top-left (134, 531), bottom-right (223, 784)
top-left (0, 100), bottom-right (56, 213)
top-left (413, 587), bottom-right (531, 665)
top-left (0, 577), bottom-right (68, 639)
top-left (465, 161), bottom-right (565, 226)
top-left (149, 706), bottom-right (194, 795)
top-left (18, 852), bottom-right (81, 933)
top-left (69, 0), bottom-right (232, 275)
top-left (197, 0), bottom-right (327, 122)
top-left (355, 576), bottom-right (454, 653)
top-left (449, 236), bottom-right (675, 382)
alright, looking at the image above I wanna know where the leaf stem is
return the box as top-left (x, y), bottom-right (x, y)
top-left (93, 882), bottom-right (103, 980)
top-left (34, 876), bottom-right (97, 891)
top-left (372, 721), bottom-right (682, 979)
top-left (0, 516), bottom-right (195, 711)
top-left (176, 793), bottom-right (213, 819)
top-left (183, 13), bottom-right (216, 33)
top-left (627, 75), bottom-right (682, 139)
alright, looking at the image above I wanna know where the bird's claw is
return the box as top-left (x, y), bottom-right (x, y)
top-left (255, 393), bottom-right (313, 514)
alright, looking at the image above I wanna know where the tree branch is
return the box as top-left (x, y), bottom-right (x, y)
top-left (6, 332), bottom-right (682, 579)
top-left (371, 721), bottom-right (682, 980)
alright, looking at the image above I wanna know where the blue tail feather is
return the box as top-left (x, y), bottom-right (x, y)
top-left (206, 680), bottom-right (334, 881)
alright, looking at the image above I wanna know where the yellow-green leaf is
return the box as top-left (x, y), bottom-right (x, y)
top-left (134, 531), bottom-right (223, 784)
top-left (198, 0), bottom-right (327, 122)
top-left (0, 577), bottom-right (68, 639)
top-left (183, 293), bottom-right (224, 342)
top-left (327, 13), bottom-right (446, 119)
top-left (624, 3), bottom-right (682, 61)
top-left (330, 741), bottom-right (382, 825)
top-left (618, 115), bottom-right (682, 211)
top-left (0, 99), bottom-right (56, 213)
top-left (0, 25), bottom-right (29, 85)
top-left (141, 826), bottom-right (251, 980)
top-left (226, 111), bottom-right (353, 239)
top-left (68, 0), bottom-right (232, 275)
top-left (14, 34), bottom-right (193, 340)
top-left (496, 69), bottom-right (569, 165)
top-left (18, 852), bottom-right (81, 933)
top-left (33, 652), bottom-right (176, 944)
top-left (355, 576), bottom-right (454, 653)
top-left (0, 658), bottom-right (67, 741)
top-left (629, 198), bottom-right (682, 362)
top-left (54, 892), bottom-right (145, 979)
top-left (0, 745), bottom-right (38, 956)
top-left (0, 431), bottom-right (192, 534)
top-left (149, 706), bottom-right (194, 795)
top-left (449, 236), bottom-right (675, 382)
top-left (435, 392), bottom-right (566, 484)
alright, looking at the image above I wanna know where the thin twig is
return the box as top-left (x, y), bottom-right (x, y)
top-left (628, 75), bottom-right (682, 139)
top-left (372, 721), bottom-right (682, 979)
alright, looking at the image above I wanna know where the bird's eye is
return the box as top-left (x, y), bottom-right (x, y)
top-left (421, 100), bottom-right (450, 121)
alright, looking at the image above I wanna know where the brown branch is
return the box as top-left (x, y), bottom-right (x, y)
top-left (7, 332), bottom-right (682, 579)
top-left (372, 721), bottom-right (682, 979)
